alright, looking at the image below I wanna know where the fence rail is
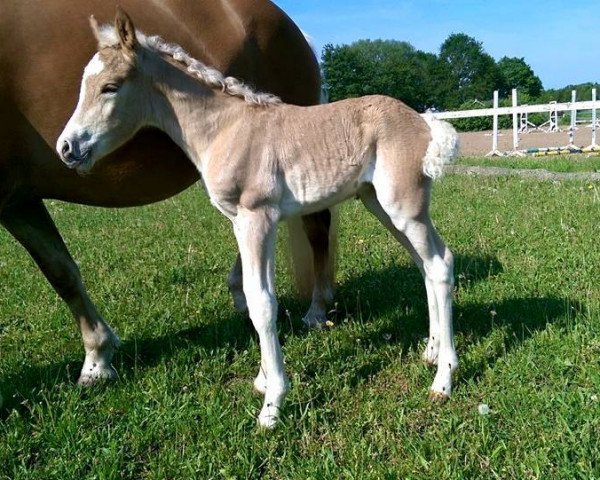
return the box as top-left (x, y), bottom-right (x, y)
top-left (427, 88), bottom-right (598, 155)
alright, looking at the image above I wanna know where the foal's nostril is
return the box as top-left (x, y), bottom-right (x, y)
top-left (61, 139), bottom-right (72, 159)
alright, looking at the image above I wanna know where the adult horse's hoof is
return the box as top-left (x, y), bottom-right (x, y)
top-left (302, 311), bottom-right (328, 329)
top-left (77, 364), bottom-right (118, 386)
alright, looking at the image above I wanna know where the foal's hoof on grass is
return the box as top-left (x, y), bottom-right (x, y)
top-left (428, 390), bottom-right (450, 403)
top-left (77, 364), bottom-right (118, 386)
top-left (258, 408), bottom-right (280, 429)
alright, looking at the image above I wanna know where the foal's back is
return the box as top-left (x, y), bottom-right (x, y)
top-left (215, 95), bottom-right (433, 217)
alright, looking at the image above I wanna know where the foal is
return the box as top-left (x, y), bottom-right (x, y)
top-left (57, 10), bottom-right (459, 428)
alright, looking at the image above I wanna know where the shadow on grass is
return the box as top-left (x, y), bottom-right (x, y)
top-left (0, 252), bottom-right (580, 415)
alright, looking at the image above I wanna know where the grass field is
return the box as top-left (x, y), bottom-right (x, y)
top-left (1, 173), bottom-right (599, 479)
top-left (458, 155), bottom-right (600, 173)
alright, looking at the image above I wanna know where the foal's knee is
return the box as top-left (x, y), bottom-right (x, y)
top-left (245, 288), bottom-right (278, 330)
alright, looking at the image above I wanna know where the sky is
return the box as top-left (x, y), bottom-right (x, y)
top-left (274, 0), bottom-right (599, 91)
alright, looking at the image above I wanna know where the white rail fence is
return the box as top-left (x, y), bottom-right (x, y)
top-left (428, 88), bottom-right (598, 156)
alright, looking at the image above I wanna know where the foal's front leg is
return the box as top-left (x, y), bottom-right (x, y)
top-left (233, 207), bottom-right (288, 428)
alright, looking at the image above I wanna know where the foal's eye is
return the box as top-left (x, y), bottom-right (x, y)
top-left (101, 83), bottom-right (120, 95)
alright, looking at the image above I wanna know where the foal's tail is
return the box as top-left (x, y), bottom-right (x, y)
top-left (422, 113), bottom-right (460, 179)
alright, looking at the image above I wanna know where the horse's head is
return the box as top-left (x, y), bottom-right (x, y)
top-left (57, 8), bottom-right (148, 174)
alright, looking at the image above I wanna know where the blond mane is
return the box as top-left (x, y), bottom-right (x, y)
top-left (94, 23), bottom-right (282, 106)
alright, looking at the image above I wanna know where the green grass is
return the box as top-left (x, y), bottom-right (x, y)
top-left (458, 155), bottom-right (600, 173)
top-left (1, 177), bottom-right (599, 479)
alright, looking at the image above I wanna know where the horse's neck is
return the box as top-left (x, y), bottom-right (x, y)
top-left (149, 64), bottom-right (247, 172)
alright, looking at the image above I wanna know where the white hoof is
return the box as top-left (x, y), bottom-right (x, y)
top-left (77, 363), bottom-right (118, 386)
top-left (429, 354), bottom-right (458, 398)
top-left (258, 403), bottom-right (280, 429)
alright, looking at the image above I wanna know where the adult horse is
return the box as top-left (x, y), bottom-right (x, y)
top-left (0, 0), bottom-right (334, 386)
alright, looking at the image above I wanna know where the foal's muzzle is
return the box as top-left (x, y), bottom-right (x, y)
top-left (59, 139), bottom-right (91, 169)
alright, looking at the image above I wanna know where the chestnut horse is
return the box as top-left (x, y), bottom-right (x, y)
top-left (0, 1), bottom-right (334, 387)
top-left (58, 10), bottom-right (459, 427)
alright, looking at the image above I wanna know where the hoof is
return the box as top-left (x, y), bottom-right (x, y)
top-left (428, 390), bottom-right (450, 403)
top-left (77, 364), bottom-right (118, 386)
top-left (258, 406), bottom-right (280, 429)
top-left (302, 313), bottom-right (328, 329)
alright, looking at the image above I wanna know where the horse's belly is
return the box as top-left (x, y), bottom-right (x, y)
top-left (279, 166), bottom-right (361, 217)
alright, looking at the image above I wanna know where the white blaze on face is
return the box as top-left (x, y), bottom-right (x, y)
top-left (56, 54), bottom-right (106, 154)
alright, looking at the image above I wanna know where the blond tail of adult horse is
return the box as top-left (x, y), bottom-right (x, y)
top-left (57, 9), bottom-right (460, 428)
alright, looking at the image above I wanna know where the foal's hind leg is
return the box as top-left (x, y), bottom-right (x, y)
top-left (0, 199), bottom-right (120, 385)
top-left (360, 188), bottom-right (441, 364)
top-left (233, 207), bottom-right (288, 428)
top-left (361, 185), bottom-right (457, 399)
top-left (227, 254), bottom-right (247, 313)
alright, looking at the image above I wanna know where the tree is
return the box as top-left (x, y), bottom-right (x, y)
top-left (497, 56), bottom-right (543, 97)
top-left (322, 40), bottom-right (453, 111)
top-left (439, 33), bottom-right (506, 106)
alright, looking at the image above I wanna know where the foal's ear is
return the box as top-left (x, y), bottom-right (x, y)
top-left (89, 15), bottom-right (113, 49)
top-left (114, 7), bottom-right (139, 55)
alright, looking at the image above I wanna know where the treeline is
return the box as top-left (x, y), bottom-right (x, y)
top-left (321, 34), bottom-right (599, 131)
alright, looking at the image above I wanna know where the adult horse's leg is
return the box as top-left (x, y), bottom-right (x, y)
top-left (0, 199), bottom-right (120, 385)
top-left (233, 207), bottom-right (288, 428)
top-left (299, 210), bottom-right (334, 327)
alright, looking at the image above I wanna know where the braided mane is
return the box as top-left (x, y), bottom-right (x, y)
top-left (95, 23), bottom-right (282, 106)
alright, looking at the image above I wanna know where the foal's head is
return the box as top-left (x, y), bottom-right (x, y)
top-left (57, 9), bottom-right (149, 173)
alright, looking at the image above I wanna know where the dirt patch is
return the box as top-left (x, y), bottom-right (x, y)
top-left (459, 127), bottom-right (596, 157)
